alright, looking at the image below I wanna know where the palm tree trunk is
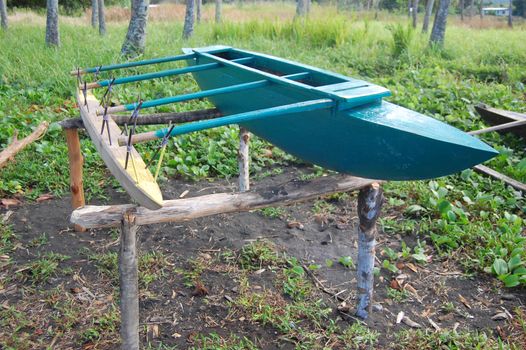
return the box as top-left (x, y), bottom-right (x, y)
top-left (429, 0), bottom-right (450, 46)
top-left (121, 0), bottom-right (149, 57)
top-left (422, 0), bottom-right (434, 32)
top-left (98, 0), bottom-right (106, 35)
top-left (91, 0), bottom-right (98, 28)
top-left (296, 0), bottom-right (306, 17)
top-left (412, 0), bottom-right (419, 27)
top-left (459, 0), bottom-right (464, 20)
top-left (45, 0), bottom-right (60, 46)
top-left (183, 0), bottom-right (195, 39)
top-left (508, 0), bottom-right (513, 27)
top-left (196, 0), bottom-right (202, 23)
top-left (215, 0), bottom-right (222, 23)
top-left (0, 0), bottom-right (8, 30)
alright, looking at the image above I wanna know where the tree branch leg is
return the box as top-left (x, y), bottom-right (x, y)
top-left (64, 128), bottom-right (86, 232)
top-left (238, 127), bottom-right (250, 192)
top-left (119, 211), bottom-right (139, 350)
top-left (355, 183), bottom-right (383, 319)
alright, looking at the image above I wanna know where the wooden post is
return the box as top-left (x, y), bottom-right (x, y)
top-left (238, 127), bottom-right (250, 192)
top-left (119, 211), bottom-right (140, 350)
top-left (355, 183), bottom-right (383, 319)
top-left (64, 128), bottom-right (86, 232)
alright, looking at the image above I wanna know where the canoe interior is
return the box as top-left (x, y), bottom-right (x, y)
top-left (475, 104), bottom-right (526, 139)
top-left (184, 46), bottom-right (497, 181)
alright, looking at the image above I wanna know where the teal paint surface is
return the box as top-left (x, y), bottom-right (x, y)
top-left (179, 46), bottom-right (497, 180)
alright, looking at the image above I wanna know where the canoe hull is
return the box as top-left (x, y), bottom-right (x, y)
top-left (185, 47), bottom-right (497, 180)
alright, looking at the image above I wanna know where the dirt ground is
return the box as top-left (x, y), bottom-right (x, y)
top-left (1, 165), bottom-right (525, 349)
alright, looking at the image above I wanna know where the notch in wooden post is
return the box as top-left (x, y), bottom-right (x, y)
top-left (238, 127), bottom-right (250, 192)
top-left (355, 182), bottom-right (384, 319)
top-left (64, 128), bottom-right (86, 232)
top-left (119, 211), bottom-right (140, 350)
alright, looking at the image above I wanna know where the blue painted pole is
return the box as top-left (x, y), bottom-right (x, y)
top-left (91, 57), bottom-right (254, 89)
top-left (119, 99), bottom-right (335, 146)
top-left (106, 80), bottom-right (270, 114)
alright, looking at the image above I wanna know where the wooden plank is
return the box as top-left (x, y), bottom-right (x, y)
top-left (64, 128), bottom-right (86, 232)
top-left (71, 174), bottom-right (379, 228)
top-left (469, 119), bottom-right (526, 136)
top-left (474, 103), bottom-right (526, 138)
top-left (77, 89), bottom-right (163, 210)
top-left (473, 165), bottom-right (526, 193)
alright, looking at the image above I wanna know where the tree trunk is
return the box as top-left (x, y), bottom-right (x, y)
top-left (183, 0), bottom-right (195, 39)
top-left (479, 0), bottom-right (483, 19)
top-left (91, 0), bottom-right (98, 28)
top-left (429, 0), bottom-right (450, 46)
top-left (355, 183), bottom-right (383, 319)
top-left (306, 0), bottom-right (311, 13)
top-left (459, 0), bottom-right (464, 20)
top-left (508, 0), bottom-right (513, 27)
top-left (296, 0), bottom-right (306, 17)
top-left (45, 0), bottom-right (60, 46)
top-left (121, 0), bottom-right (149, 57)
top-left (422, 0), bottom-right (434, 32)
top-left (196, 0), bottom-right (202, 23)
top-left (408, 0), bottom-right (412, 17)
top-left (0, 0), bottom-right (8, 30)
top-left (468, 0), bottom-right (474, 16)
top-left (412, 0), bottom-right (419, 27)
top-left (215, 0), bottom-right (221, 23)
top-left (98, 0), bottom-right (106, 36)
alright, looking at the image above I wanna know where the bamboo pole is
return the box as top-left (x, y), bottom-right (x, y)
top-left (238, 127), bottom-right (250, 192)
top-left (64, 128), bottom-right (86, 232)
top-left (468, 119), bottom-right (526, 135)
top-left (119, 211), bottom-right (140, 350)
top-left (355, 183), bottom-right (383, 319)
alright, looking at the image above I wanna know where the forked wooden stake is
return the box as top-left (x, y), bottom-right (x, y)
top-left (64, 128), bottom-right (86, 232)
top-left (355, 183), bottom-right (384, 319)
top-left (119, 211), bottom-right (139, 350)
top-left (238, 127), bottom-right (250, 192)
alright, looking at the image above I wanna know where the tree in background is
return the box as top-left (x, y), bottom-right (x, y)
top-left (508, 0), bottom-right (513, 27)
top-left (215, 0), bottom-right (221, 23)
top-left (98, 0), bottom-right (106, 35)
top-left (1, 0), bottom-right (8, 30)
top-left (512, 0), bottom-right (525, 17)
top-left (183, 0), bottom-right (194, 39)
top-left (429, 0), bottom-right (450, 46)
top-left (91, 0), bottom-right (98, 28)
top-left (121, 0), bottom-right (149, 57)
top-left (412, 0), bottom-right (419, 28)
top-left (296, 0), bottom-right (306, 17)
top-left (196, 0), bottom-right (201, 23)
top-left (422, 0), bottom-right (434, 32)
top-left (45, 0), bottom-right (59, 46)
top-left (459, 0), bottom-right (464, 20)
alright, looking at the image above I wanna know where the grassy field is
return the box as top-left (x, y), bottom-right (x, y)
top-left (0, 3), bottom-right (525, 348)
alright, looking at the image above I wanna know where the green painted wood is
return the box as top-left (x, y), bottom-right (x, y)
top-left (152, 99), bottom-right (334, 139)
top-left (96, 57), bottom-right (254, 87)
top-left (181, 46), bottom-right (497, 180)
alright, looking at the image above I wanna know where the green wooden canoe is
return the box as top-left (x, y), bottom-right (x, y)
top-left (178, 46), bottom-right (497, 180)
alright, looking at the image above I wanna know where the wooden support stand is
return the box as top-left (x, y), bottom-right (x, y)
top-left (64, 128), bottom-right (86, 232)
top-left (238, 126), bottom-right (250, 192)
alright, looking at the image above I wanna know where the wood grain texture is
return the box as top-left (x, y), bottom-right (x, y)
top-left (77, 89), bottom-right (163, 209)
top-left (71, 175), bottom-right (379, 228)
top-left (64, 128), bottom-right (86, 232)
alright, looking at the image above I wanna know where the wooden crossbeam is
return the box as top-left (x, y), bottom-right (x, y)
top-left (71, 175), bottom-right (379, 228)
